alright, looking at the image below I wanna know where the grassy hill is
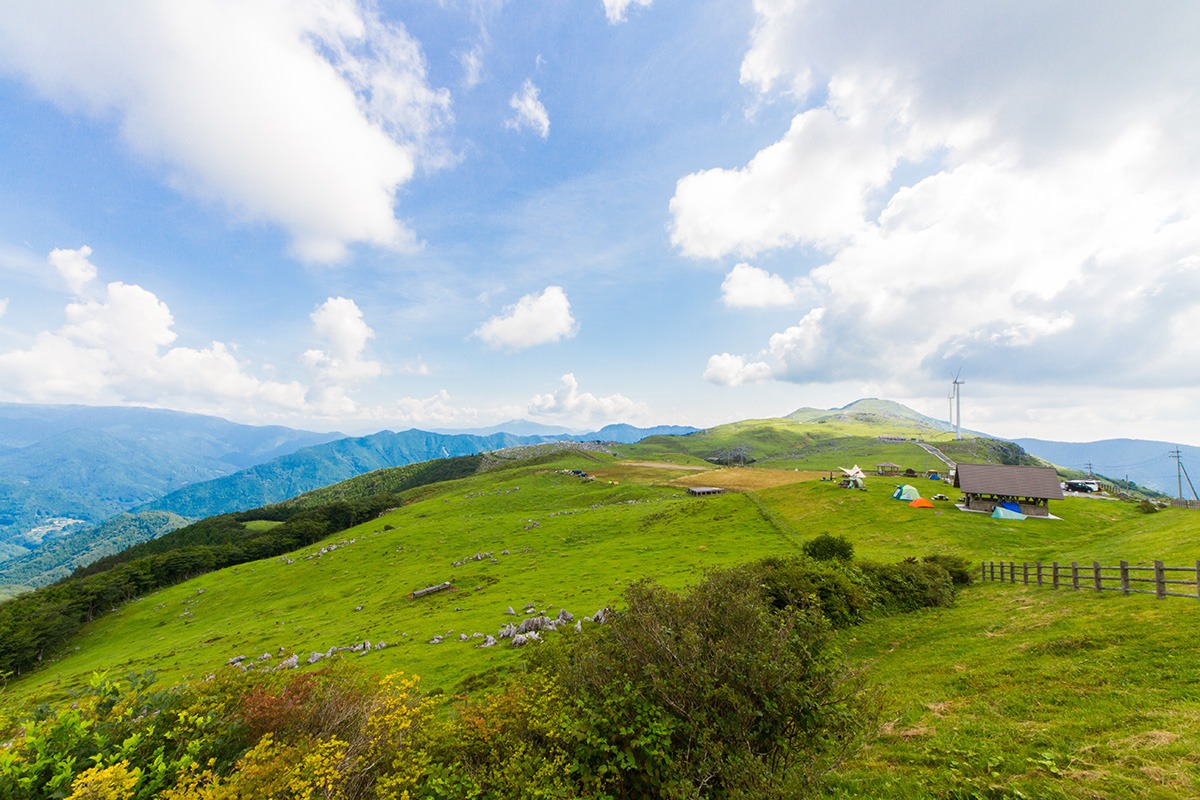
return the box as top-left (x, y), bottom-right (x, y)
top-left (4, 411), bottom-right (1197, 797)
top-left (11, 446), bottom-right (1198, 701)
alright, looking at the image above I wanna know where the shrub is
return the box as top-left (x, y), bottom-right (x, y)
top-left (802, 534), bottom-right (855, 562)
top-left (753, 556), bottom-right (873, 628)
top-left (552, 570), bottom-right (874, 799)
top-left (858, 560), bottom-right (956, 613)
top-left (921, 553), bottom-right (974, 586)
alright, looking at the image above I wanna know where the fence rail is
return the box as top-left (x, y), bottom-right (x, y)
top-left (981, 559), bottom-right (1200, 601)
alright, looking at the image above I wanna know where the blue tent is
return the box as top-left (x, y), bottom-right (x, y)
top-left (992, 506), bottom-right (1026, 520)
top-left (998, 500), bottom-right (1021, 513)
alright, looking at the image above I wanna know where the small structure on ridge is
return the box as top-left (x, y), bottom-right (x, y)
top-left (954, 463), bottom-right (1063, 517)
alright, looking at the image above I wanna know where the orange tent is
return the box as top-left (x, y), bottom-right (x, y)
top-left (909, 497), bottom-right (935, 509)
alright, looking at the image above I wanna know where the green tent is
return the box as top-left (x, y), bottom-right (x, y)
top-left (991, 506), bottom-right (1027, 520)
top-left (892, 484), bottom-right (920, 501)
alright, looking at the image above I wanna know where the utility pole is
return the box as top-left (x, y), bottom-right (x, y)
top-left (1171, 449), bottom-right (1183, 500)
top-left (1171, 448), bottom-right (1199, 504)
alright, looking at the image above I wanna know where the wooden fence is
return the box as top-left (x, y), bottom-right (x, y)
top-left (981, 559), bottom-right (1200, 601)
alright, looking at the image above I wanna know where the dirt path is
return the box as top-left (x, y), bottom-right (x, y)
top-left (618, 461), bottom-right (711, 471)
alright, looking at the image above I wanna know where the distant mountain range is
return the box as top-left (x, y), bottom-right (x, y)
top-left (0, 403), bottom-right (698, 590)
top-left (140, 424), bottom-right (701, 518)
top-left (1014, 438), bottom-right (1200, 497)
top-left (0, 404), bottom-right (343, 560)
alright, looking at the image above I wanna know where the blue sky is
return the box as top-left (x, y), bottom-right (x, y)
top-left (0, 1), bottom-right (1198, 444)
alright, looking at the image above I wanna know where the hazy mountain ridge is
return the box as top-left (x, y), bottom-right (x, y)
top-left (0, 404), bottom-right (342, 557)
top-left (1014, 437), bottom-right (1200, 496)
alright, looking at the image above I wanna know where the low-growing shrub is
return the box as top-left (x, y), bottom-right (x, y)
top-left (921, 553), bottom-right (974, 586)
top-left (802, 533), bottom-right (855, 562)
top-left (551, 570), bottom-right (874, 799)
top-left (753, 556), bottom-right (873, 628)
top-left (857, 560), bottom-right (957, 613)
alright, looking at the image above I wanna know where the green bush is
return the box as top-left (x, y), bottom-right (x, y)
top-left (921, 553), bottom-right (974, 586)
top-left (753, 556), bottom-right (873, 628)
top-left (858, 560), bottom-right (956, 613)
top-left (550, 570), bottom-right (874, 799)
top-left (802, 533), bottom-right (855, 562)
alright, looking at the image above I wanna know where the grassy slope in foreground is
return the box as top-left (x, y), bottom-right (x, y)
top-left (8, 448), bottom-right (1200, 797)
top-left (822, 585), bottom-right (1200, 799)
top-left (10, 452), bottom-right (799, 702)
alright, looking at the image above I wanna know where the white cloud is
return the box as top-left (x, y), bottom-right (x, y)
top-left (703, 353), bottom-right (772, 387)
top-left (301, 296), bottom-right (383, 384)
top-left (460, 46), bottom-right (485, 89)
top-left (602, 0), bottom-right (652, 24)
top-left (0, 298), bottom-right (8, 318)
top-left (0, 1), bottom-right (452, 263)
top-left (505, 79), bottom-right (550, 139)
top-left (528, 373), bottom-right (647, 423)
top-left (48, 245), bottom-right (98, 295)
top-left (721, 263), bottom-right (796, 307)
top-left (683, 2), bottom-right (1200, 393)
top-left (0, 248), bottom-right (337, 415)
top-left (474, 286), bottom-right (578, 351)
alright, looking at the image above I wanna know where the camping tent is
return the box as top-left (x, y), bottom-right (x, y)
top-left (991, 506), bottom-right (1027, 520)
top-left (909, 497), bottom-right (935, 509)
top-left (892, 484), bottom-right (920, 501)
top-left (998, 500), bottom-right (1021, 513)
top-left (840, 476), bottom-right (865, 489)
top-left (840, 465), bottom-right (866, 479)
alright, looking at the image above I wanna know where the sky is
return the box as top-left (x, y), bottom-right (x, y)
top-left (0, 1), bottom-right (1198, 444)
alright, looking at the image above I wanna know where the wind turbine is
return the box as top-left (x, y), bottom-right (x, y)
top-left (952, 368), bottom-right (964, 440)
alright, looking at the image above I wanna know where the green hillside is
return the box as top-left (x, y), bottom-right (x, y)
top-left (11, 446), bottom-right (1199, 703)
top-left (0, 511), bottom-right (187, 591)
top-left (4, 413), bottom-right (1198, 798)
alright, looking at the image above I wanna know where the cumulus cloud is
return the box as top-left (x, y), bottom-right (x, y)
top-left (0, 248), bottom-right (415, 419)
top-left (702, 353), bottom-right (773, 387)
top-left (48, 245), bottom-right (99, 295)
top-left (528, 373), bottom-right (647, 423)
top-left (474, 286), bottom-right (578, 351)
top-left (505, 79), bottom-right (550, 139)
top-left (0, 1), bottom-right (452, 263)
top-left (302, 297), bottom-right (384, 384)
top-left (721, 263), bottom-right (797, 307)
top-left (684, 2), bottom-right (1200, 392)
top-left (602, 0), bottom-right (652, 24)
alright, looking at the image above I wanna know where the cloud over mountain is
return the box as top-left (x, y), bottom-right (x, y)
top-left (0, 1), bottom-right (452, 262)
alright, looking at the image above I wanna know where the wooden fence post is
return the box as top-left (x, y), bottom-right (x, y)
top-left (1093, 561), bottom-right (1102, 591)
top-left (1072, 561), bottom-right (1079, 590)
top-left (1037, 562), bottom-right (1044, 587)
top-left (1010, 561), bottom-right (1016, 584)
top-left (990, 561), bottom-right (995, 581)
top-left (1120, 561), bottom-right (1129, 595)
top-left (981, 561), bottom-right (986, 582)
top-left (1195, 560), bottom-right (1199, 602)
top-left (1022, 562), bottom-right (1029, 585)
top-left (1155, 561), bottom-right (1166, 599)
top-left (1052, 561), bottom-right (1060, 589)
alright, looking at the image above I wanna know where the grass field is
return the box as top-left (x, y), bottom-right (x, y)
top-left (7, 444), bottom-right (1199, 797)
top-left (823, 584), bottom-right (1200, 799)
top-left (10, 455), bottom-right (804, 702)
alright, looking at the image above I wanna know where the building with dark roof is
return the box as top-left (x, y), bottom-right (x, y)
top-left (954, 463), bottom-right (1064, 517)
